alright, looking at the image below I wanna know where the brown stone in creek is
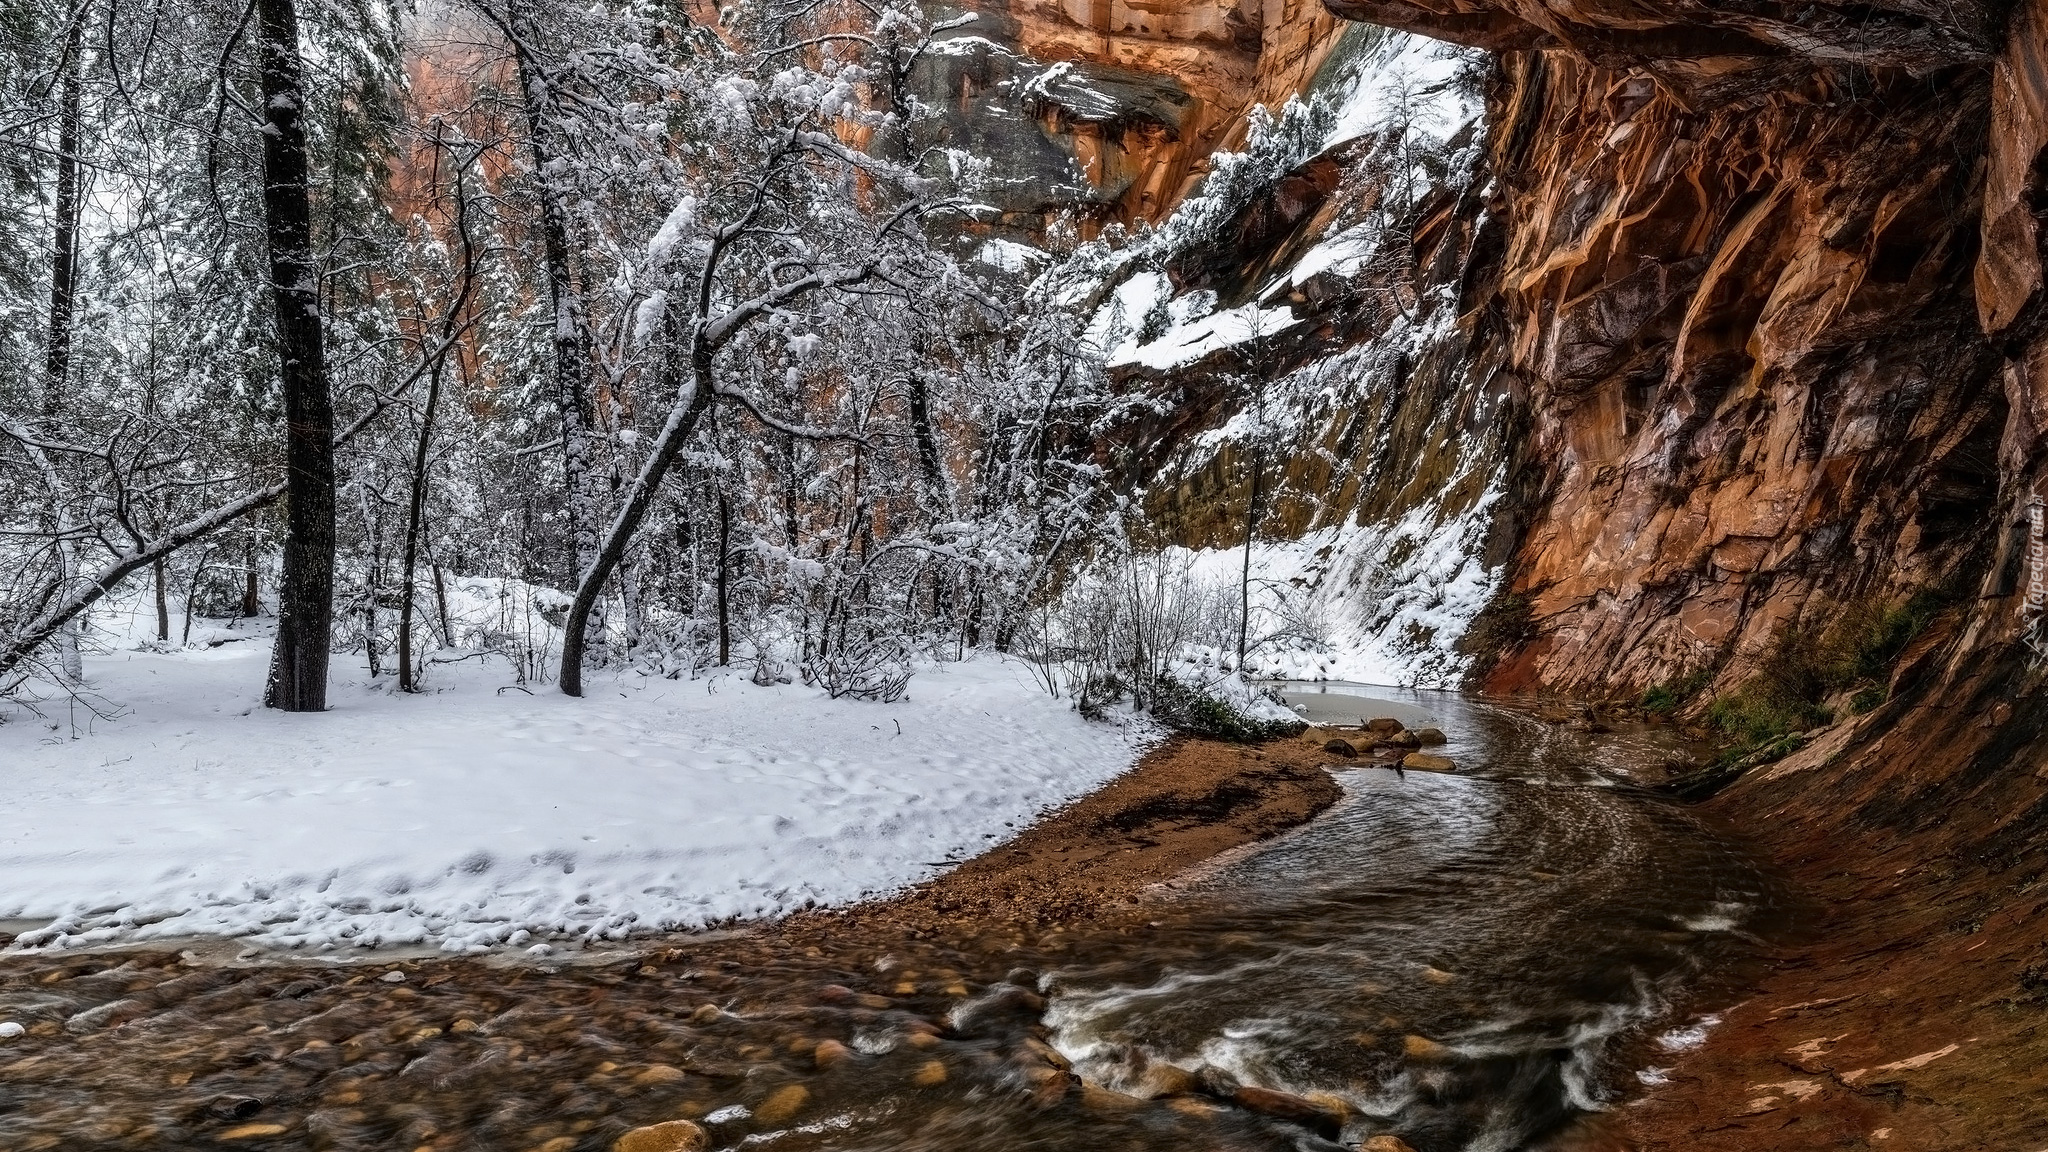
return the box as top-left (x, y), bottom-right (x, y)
top-left (1081, 1083), bottom-right (1150, 1114)
top-left (1404, 1035), bottom-right (1452, 1060)
top-left (1026, 1066), bottom-right (1074, 1108)
top-left (1359, 1137), bottom-right (1420, 1152)
top-left (1383, 730), bottom-right (1422, 750)
top-left (812, 1039), bottom-right (853, 1070)
top-left (1136, 1061), bottom-right (1201, 1098)
top-left (1366, 718), bottom-right (1404, 735)
top-left (219, 1124), bottom-right (290, 1141)
top-left (633, 1065), bottom-right (688, 1086)
top-left (688, 1004), bottom-right (722, 1024)
top-left (1402, 753), bottom-right (1457, 773)
top-left (1019, 1037), bottom-right (1072, 1071)
top-left (612, 1119), bottom-right (708, 1152)
top-left (754, 1085), bottom-right (809, 1126)
top-left (1231, 1085), bottom-right (1345, 1140)
top-left (911, 1058), bottom-right (949, 1087)
top-left (1324, 738), bottom-right (1358, 757)
top-left (1413, 728), bottom-right (1447, 746)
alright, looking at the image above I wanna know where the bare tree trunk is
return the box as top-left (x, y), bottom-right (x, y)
top-left (716, 487), bottom-right (732, 665)
top-left (256, 0), bottom-right (336, 712)
top-left (501, 1), bottom-right (605, 667)
top-left (183, 554), bottom-right (207, 646)
top-left (559, 357), bottom-right (716, 696)
top-left (153, 558), bottom-right (170, 642)
top-left (432, 562), bottom-right (453, 648)
top-left (242, 543), bottom-right (260, 618)
top-left (360, 484), bottom-right (382, 678)
top-left (397, 132), bottom-right (479, 692)
top-left (398, 355), bottom-right (443, 691)
top-left (1238, 442), bottom-right (1262, 665)
top-left (45, 16), bottom-right (81, 417)
top-left (43, 15), bottom-right (85, 682)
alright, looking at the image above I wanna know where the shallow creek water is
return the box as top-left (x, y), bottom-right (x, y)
top-left (0, 687), bottom-right (1786, 1152)
top-left (1042, 686), bottom-right (1788, 1151)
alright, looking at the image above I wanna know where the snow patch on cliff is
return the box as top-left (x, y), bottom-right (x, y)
top-left (1321, 31), bottom-right (1479, 151)
top-left (1168, 469), bottom-right (1504, 689)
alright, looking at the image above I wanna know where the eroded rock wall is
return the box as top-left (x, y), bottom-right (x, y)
top-left (1316, 0), bottom-right (2044, 699)
top-left (1477, 54), bottom-right (2009, 694)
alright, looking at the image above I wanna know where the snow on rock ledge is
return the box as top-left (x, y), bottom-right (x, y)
top-left (0, 650), bottom-right (1151, 954)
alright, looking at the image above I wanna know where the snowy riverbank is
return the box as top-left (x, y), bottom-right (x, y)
top-left (0, 642), bottom-right (1154, 954)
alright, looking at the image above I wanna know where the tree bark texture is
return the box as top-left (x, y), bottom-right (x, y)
top-left (257, 0), bottom-right (337, 712)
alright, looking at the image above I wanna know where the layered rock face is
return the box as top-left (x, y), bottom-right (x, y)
top-left (918, 0), bottom-right (1351, 226)
top-left (1296, 0), bottom-right (2043, 701)
top-left (1475, 53), bottom-right (2010, 694)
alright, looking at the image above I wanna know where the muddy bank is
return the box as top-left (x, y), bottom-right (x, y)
top-left (799, 731), bottom-right (1344, 941)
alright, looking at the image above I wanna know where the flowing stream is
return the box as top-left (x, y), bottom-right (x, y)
top-left (1039, 685), bottom-right (1787, 1150)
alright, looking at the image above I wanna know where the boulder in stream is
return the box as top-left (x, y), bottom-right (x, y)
top-left (1229, 1085), bottom-right (1346, 1140)
top-left (1323, 738), bottom-right (1358, 757)
top-left (613, 1120), bottom-right (708, 1152)
top-left (1401, 753), bottom-right (1456, 773)
top-left (1413, 728), bottom-right (1447, 745)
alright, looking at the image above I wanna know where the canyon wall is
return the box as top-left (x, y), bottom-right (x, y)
top-left (916, 0), bottom-right (1351, 226)
top-left (1325, 0), bottom-right (2035, 700)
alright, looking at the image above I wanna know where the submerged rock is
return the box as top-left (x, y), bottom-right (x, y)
top-left (613, 1120), bottom-right (708, 1152)
top-left (1230, 1084), bottom-right (1346, 1140)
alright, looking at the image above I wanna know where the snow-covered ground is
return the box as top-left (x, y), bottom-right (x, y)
top-left (0, 635), bottom-right (1153, 955)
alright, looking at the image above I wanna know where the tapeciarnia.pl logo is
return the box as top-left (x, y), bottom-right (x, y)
top-left (2031, 496), bottom-right (2047, 615)
top-left (2028, 496), bottom-right (2048, 663)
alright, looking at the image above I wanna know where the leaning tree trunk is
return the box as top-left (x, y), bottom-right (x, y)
top-left (256, 0), bottom-right (336, 712)
top-left (397, 321), bottom-right (446, 692)
top-left (1238, 441), bottom-right (1262, 664)
top-left (559, 351), bottom-right (717, 696)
